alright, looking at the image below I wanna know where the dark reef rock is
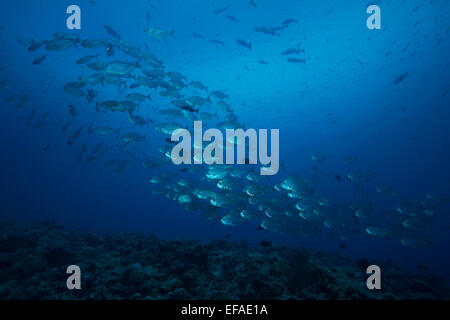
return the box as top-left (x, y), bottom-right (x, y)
top-left (0, 221), bottom-right (448, 300)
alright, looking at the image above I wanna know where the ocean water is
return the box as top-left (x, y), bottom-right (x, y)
top-left (0, 0), bottom-right (449, 298)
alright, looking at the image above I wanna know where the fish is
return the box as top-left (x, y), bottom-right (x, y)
top-left (11, 18), bottom-right (443, 255)
top-left (191, 33), bottom-right (204, 40)
top-left (254, 26), bottom-right (280, 36)
top-left (394, 72), bottom-right (410, 85)
top-left (142, 160), bottom-right (162, 169)
top-left (61, 121), bottom-right (71, 132)
top-left (81, 39), bottom-right (105, 48)
top-left (210, 195), bottom-right (233, 208)
top-left (68, 104), bottom-right (78, 117)
top-left (128, 115), bottom-right (152, 126)
top-left (179, 104), bottom-right (199, 113)
top-left (96, 100), bottom-right (122, 112)
top-left (282, 48), bottom-right (304, 55)
top-left (32, 55), bottom-right (46, 65)
top-left (77, 143), bottom-right (87, 161)
top-left (25, 107), bottom-right (37, 128)
top-left (28, 40), bottom-right (49, 51)
top-left (226, 15), bottom-right (239, 23)
top-left (86, 89), bottom-right (99, 104)
top-left (76, 55), bottom-right (98, 64)
top-left (190, 81), bottom-right (208, 91)
top-left (71, 124), bottom-right (85, 140)
top-left (236, 38), bottom-right (252, 50)
top-left (33, 120), bottom-right (46, 129)
top-left (210, 39), bottom-right (225, 46)
top-left (213, 4), bottom-right (231, 14)
top-left (312, 152), bottom-right (326, 163)
top-left (402, 42), bottom-right (410, 53)
top-left (287, 58), bottom-right (306, 64)
top-left (53, 32), bottom-right (79, 41)
top-left (184, 96), bottom-right (209, 107)
top-left (45, 39), bottom-right (76, 51)
top-left (209, 91), bottom-right (229, 100)
top-left (282, 19), bottom-right (298, 27)
top-left (121, 132), bottom-right (146, 144)
top-left (93, 142), bottom-right (104, 154)
top-left (105, 61), bottom-right (135, 76)
top-left (89, 126), bottom-right (120, 136)
top-left (87, 61), bottom-right (107, 71)
top-left (154, 122), bottom-right (183, 135)
top-left (144, 27), bottom-right (174, 40)
top-left (104, 25), bottom-right (121, 39)
top-left (105, 41), bottom-right (115, 57)
top-left (126, 93), bottom-right (151, 104)
top-left (63, 82), bottom-right (85, 97)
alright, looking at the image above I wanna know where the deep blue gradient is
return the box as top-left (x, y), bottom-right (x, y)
top-left (0, 0), bottom-right (449, 278)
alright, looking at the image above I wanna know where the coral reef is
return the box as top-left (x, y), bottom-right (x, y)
top-left (0, 221), bottom-right (448, 300)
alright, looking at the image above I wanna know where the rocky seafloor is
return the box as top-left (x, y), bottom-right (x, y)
top-left (0, 220), bottom-right (448, 300)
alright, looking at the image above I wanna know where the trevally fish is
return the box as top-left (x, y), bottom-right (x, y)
top-left (144, 26), bottom-right (174, 40)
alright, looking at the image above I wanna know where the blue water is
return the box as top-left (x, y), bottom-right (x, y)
top-left (0, 0), bottom-right (449, 278)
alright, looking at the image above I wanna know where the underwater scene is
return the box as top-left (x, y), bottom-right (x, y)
top-left (0, 0), bottom-right (449, 300)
